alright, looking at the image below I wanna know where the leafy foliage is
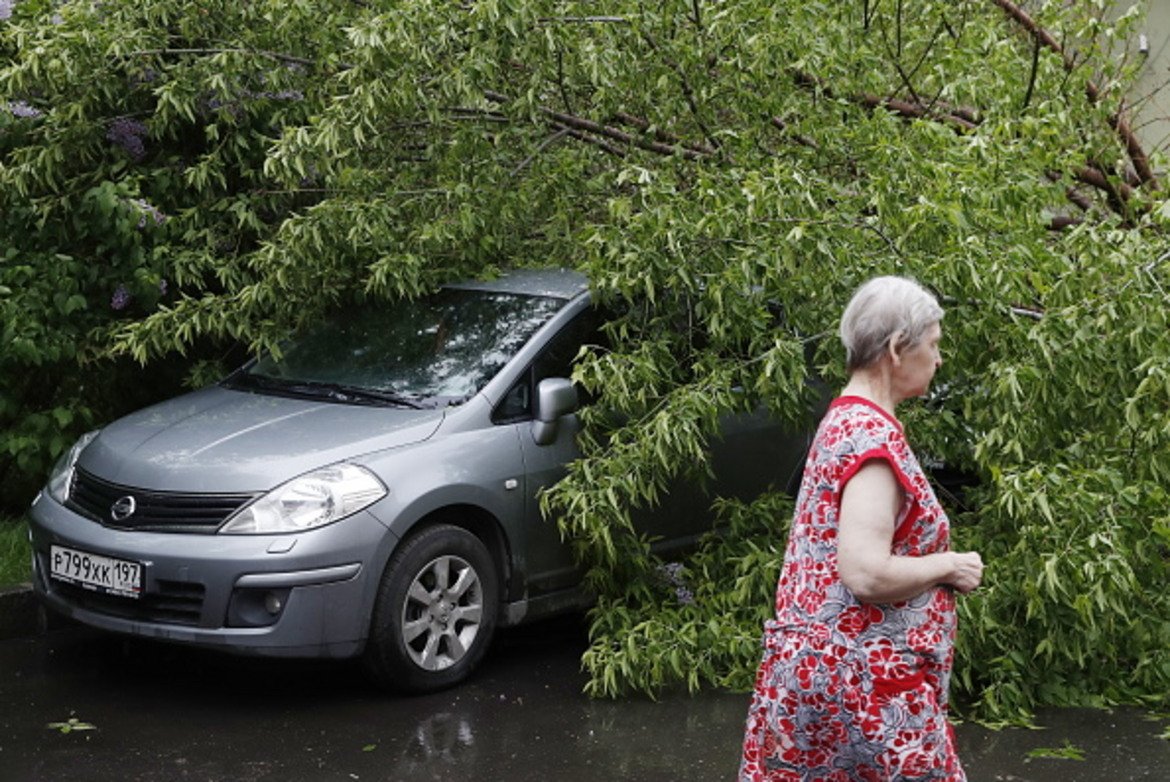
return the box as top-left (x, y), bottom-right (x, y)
top-left (579, 493), bottom-right (795, 697)
top-left (4, 0), bottom-right (1170, 723)
top-left (0, 517), bottom-right (32, 586)
top-left (1, 0), bottom-right (335, 502)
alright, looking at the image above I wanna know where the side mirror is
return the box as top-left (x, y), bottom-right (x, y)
top-left (532, 378), bottom-right (579, 445)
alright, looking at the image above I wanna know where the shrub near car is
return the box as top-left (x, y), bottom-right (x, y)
top-left (28, 268), bottom-right (810, 692)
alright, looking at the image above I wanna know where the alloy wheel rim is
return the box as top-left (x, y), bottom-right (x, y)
top-left (400, 554), bottom-right (483, 671)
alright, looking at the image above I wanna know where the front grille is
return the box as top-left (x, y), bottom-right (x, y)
top-left (50, 576), bottom-right (206, 626)
top-left (68, 468), bottom-right (256, 532)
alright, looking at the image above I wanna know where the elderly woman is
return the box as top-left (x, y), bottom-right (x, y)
top-left (739, 276), bottom-right (984, 781)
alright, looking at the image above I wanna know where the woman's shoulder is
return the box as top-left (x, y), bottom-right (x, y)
top-left (810, 396), bottom-right (908, 466)
top-left (823, 395), bottom-right (902, 433)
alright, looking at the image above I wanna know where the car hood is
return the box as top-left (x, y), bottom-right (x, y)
top-left (78, 385), bottom-right (445, 493)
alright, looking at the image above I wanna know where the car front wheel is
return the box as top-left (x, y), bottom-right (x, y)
top-left (363, 524), bottom-right (499, 693)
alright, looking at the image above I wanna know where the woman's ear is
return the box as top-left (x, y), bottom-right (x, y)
top-left (886, 330), bottom-right (903, 366)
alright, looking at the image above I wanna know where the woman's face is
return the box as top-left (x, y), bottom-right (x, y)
top-left (896, 320), bottom-right (943, 399)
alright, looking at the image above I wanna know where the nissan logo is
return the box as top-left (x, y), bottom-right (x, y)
top-left (110, 495), bottom-right (137, 522)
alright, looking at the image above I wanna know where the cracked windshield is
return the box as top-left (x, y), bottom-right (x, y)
top-left (241, 288), bottom-right (564, 406)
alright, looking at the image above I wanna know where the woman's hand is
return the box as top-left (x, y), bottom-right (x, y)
top-left (947, 551), bottom-right (983, 594)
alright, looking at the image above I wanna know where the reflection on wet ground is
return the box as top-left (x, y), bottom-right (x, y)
top-left (1, 615), bottom-right (1168, 781)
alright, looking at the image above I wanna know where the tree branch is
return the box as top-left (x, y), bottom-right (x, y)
top-left (907, 18), bottom-right (950, 95)
top-left (991, 0), bottom-right (1157, 189)
top-left (1021, 35), bottom-right (1040, 111)
top-left (792, 70), bottom-right (976, 130)
top-left (550, 123), bottom-right (627, 157)
top-left (612, 111), bottom-right (716, 155)
top-left (1046, 171), bottom-right (1094, 212)
top-left (537, 16), bottom-right (629, 24)
top-left (790, 68), bottom-right (1139, 220)
top-left (484, 90), bottom-right (708, 160)
top-left (1075, 163), bottom-right (1133, 217)
top-left (127, 48), bottom-right (318, 68)
top-left (875, 7), bottom-right (923, 105)
top-left (637, 29), bottom-right (721, 152)
top-left (555, 46), bottom-right (575, 115)
top-left (1047, 215), bottom-right (1083, 231)
top-left (511, 128), bottom-right (571, 176)
top-left (769, 117), bottom-right (818, 149)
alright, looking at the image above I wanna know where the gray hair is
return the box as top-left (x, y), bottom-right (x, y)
top-left (839, 276), bottom-right (944, 373)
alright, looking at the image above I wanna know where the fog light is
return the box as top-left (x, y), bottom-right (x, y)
top-left (226, 586), bottom-right (291, 627)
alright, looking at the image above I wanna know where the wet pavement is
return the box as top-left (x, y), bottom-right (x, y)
top-left (1, 614), bottom-right (1168, 781)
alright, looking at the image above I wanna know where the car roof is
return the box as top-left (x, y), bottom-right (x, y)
top-left (446, 267), bottom-right (589, 300)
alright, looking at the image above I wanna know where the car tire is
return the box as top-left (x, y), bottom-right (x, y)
top-left (363, 524), bottom-right (499, 693)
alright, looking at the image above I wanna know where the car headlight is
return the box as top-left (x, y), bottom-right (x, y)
top-left (219, 463), bottom-right (387, 534)
top-left (46, 430), bottom-right (100, 505)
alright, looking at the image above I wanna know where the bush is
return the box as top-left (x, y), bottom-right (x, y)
top-left (0, 517), bottom-right (31, 587)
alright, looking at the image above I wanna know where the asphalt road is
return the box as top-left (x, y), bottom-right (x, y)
top-left (2, 613), bottom-right (1169, 781)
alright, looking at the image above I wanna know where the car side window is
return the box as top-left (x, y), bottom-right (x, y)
top-left (496, 378), bottom-right (531, 421)
top-left (493, 307), bottom-right (606, 424)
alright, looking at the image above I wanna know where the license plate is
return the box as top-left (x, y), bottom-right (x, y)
top-left (50, 545), bottom-right (142, 599)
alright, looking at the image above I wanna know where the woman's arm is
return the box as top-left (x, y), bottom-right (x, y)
top-left (836, 460), bottom-right (983, 603)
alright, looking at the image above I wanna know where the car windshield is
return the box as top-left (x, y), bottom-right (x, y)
top-left (226, 288), bottom-right (566, 407)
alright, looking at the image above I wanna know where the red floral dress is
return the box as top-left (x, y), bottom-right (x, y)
top-left (739, 396), bottom-right (964, 781)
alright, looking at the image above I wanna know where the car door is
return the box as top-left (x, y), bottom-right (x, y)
top-left (630, 402), bottom-right (811, 561)
top-left (498, 307), bottom-right (817, 595)
top-left (493, 308), bottom-right (601, 596)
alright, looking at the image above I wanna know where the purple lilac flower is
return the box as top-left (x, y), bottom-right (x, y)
top-left (203, 95), bottom-right (244, 120)
top-left (658, 562), bottom-right (695, 605)
top-left (242, 88), bottom-right (305, 102)
top-left (105, 117), bottom-right (148, 161)
top-left (50, 11), bottom-right (63, 24)
top-left (0, 0), bottom-right (15, 22)
top-left (158, 279), bottom-right (168, 295)
top-left (8, 101), bottom-right (41, 118)
top-left (111, 285), bottom-right (132, 311)
top-left (130, 198), bottom-right (166, 229)
top-left (298, 163), bottom-right (320, 188)
top-left (131, 68), bottom-right (159, 86)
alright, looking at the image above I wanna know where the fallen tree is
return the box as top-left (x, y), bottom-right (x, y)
top-left (3, 0), bottom-right (1169, 722)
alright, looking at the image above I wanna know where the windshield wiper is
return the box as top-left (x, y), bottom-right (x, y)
top-left (225, 373), bottom-right (428, 409)
top-left (316, 382), bottom-right (428, 409)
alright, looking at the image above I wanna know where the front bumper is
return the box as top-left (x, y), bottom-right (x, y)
top-left (28, 492), bottom-right (398, 658)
